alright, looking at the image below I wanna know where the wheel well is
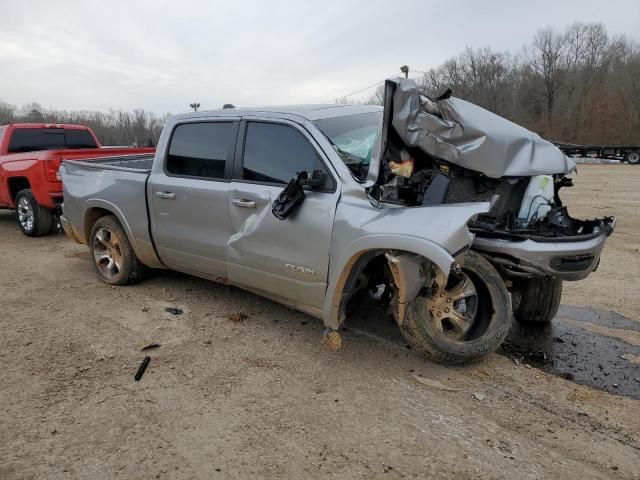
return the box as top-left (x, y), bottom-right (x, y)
top-left (7, 177), bottom-right (30, 203)
top-left (84, 208), bottom-right (114, 241)
top-left (337, 250), bottom-right (389, 322)
top-left (332, 249), bottom-right (441, 330)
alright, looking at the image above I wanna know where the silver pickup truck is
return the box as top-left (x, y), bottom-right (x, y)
top-left (60, 79), bottom-right (614, 364)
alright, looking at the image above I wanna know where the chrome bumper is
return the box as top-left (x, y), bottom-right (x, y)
top-left (472, 218), bottom-right (615, 281)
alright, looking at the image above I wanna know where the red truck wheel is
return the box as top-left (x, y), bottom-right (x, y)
top-left (15, 189), bottom-right (55, 237)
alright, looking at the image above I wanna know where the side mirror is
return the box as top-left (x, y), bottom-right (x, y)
top-left (301, 170), bottom-right (326, 189)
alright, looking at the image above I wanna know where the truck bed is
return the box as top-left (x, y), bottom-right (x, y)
top-left (59, 154), bottom-right (162, 268)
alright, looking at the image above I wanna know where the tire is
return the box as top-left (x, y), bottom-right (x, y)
top-left (89, 215), bottom-right (146, 285)
top-left (15, 189), bottom-right (54, 237)
top-left (512, 276), bottom-right (562, 324)
top-left (624, 151), bottom-right (640, 164)
top-left (399, 251), bottom-right (512, 364)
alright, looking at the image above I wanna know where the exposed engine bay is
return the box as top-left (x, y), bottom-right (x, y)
top-left (367, 78), bottom-right (614, 242)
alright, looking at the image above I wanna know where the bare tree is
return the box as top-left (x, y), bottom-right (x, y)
top-left (416, 23), bottom-right (639, 145)
top-left (522, 27), bottom-right (570, 133)
top-left (0, 103), bottom-right (168, 147)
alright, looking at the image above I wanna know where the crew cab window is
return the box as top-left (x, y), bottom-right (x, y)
top-left (242, 122), bottom-right (330, 187)
top-left (7, 128), bottom-right (98, 153)
top-left (167, 122), bottom-right (235, 179)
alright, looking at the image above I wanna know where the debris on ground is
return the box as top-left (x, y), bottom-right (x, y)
top-left (227, 312), bottom-right (248, 322)
top-left (165, 307), bottom-right (183, 315)
top-left (473, 392), bottom-right (486, 401)
top-left (135, 356), bottom-right (151, 381)
top-left (141, 343), bottom-right (161, 351)
top-left (411, 374), bottom-right (461, 392)
top-left (320, 328), bottom-right (342, 352)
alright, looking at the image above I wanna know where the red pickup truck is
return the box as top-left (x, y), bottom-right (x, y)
top-left (0, 123), bottom-right (155, 236)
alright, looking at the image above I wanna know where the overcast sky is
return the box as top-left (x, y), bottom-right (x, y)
top-left (0, 0), bottom-right (638, 114)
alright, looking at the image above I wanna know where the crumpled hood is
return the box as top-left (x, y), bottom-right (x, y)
top-left (367, 78), bottom-right (575, 183)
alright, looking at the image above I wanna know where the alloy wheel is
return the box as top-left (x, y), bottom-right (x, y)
top-left (426, 272), bottom-right (479, 342)
top-left (17, 197), bottom-right (34, 232)
top-left (93, 227), bottom-right (123, 279)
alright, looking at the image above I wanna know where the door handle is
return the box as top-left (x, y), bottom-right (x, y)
top-left (155, 191), bottom-right (176, 200)
top-left (232, 198), bottom-right (256, 209)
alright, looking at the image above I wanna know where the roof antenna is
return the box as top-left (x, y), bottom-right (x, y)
top-left (222, 104), bottom-right (236, 109)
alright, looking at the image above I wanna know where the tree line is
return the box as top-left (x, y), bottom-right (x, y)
top-left (366, 22), bottom-right (640, 145)
top-left (0, 102), bottom-right (167, 147)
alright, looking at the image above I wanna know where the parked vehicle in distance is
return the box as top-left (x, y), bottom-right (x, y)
top-left (60, 85), bottom-right (614, 364)
top-left (0, 123), bottom-right (154, 236)
top-left (553, 142), bottom-right (640, 164)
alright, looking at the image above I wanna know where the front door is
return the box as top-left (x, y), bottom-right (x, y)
top-left (227, 119), bottom-right (339, 312)
top-left (148, 119), bottom-right (239, 278)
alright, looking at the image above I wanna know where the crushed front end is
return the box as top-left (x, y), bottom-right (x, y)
top-left (366, 78), bottom-right (615, 282)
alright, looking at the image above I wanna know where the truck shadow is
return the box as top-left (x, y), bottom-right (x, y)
top-left (0, 210), bottom-right (16, 226)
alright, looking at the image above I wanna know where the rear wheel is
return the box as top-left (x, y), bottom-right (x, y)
top-left (511, 276), bottom-right (562, 324)
top-left (624, 151), bottom-right (640, 164)
top-left (399, 251), bottom-right (512, 364)
top-left (15, 189), bottom-right (55, 237)
top-left (89, 215), bottom-right (146, 285)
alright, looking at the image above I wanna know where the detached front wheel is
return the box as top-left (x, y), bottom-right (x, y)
top-left (89, 215), bottom-right (146, 285)
top-left (399, 251), bottom-right (512, 364)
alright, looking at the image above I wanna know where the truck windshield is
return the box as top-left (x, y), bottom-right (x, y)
top-left (8, 128), bottom-right (98, 153)
top-left (314, 111), bottom-right (381, 181)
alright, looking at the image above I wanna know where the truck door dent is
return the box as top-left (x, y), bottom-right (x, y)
top-left (226, 188), bottom-right (274, 249)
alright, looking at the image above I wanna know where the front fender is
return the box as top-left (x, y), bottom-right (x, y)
top-left (321, 234), bottom-right (457, 329)
top-left (322, 199), bottom-right (490, 329)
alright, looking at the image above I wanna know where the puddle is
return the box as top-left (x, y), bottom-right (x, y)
top-left (347, 298), bottom-right (640, 400)
top-left (501, 305), bottom-right (640, 399)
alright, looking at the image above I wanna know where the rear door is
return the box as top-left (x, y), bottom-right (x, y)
top-left (148, 119), bottom-right (239, 278)
top-left (227, 118), bottom-right (340, 312)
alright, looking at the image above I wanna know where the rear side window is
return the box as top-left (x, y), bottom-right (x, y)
top-left (242, 122), bottom-right (330, 186)
top-left (167, 122), bottom-right (235, 179)
top-left (7, 128), bottom-right (98, 153)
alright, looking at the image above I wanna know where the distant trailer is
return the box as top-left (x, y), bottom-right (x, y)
top-left (553, 142), bottom-right (640, 164)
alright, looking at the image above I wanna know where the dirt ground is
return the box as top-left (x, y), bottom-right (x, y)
top-left (560, 165), bottom-right (640, 320)
top-left (1, 164), bottom-right (639, 479)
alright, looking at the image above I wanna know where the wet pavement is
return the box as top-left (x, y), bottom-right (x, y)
top-left (347, 300), bottom-right (640, 400)
top-left (501, 305), bottom-right (640, 399)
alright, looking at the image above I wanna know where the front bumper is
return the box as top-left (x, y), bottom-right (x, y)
top-left (472, 217), bottom-right (615, 281)
top-left (60, 214), bottom-right (82, 244)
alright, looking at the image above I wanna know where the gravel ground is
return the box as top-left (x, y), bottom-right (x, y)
top-left (0, 164), bottom-right (639, 479)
